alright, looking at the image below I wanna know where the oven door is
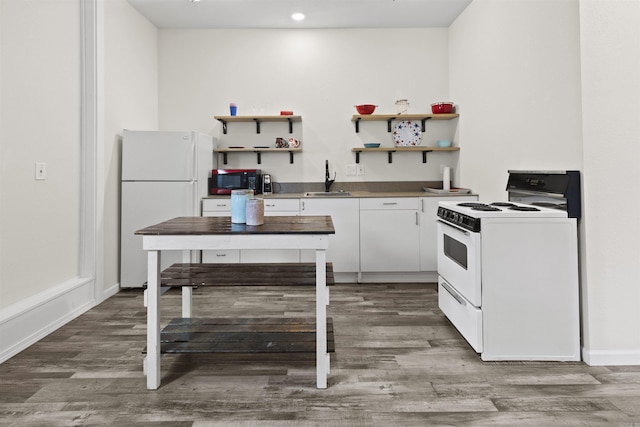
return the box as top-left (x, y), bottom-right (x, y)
top-left (436, 220), bottom-right (482, 307)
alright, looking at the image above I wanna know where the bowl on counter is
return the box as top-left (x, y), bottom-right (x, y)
top-left (431, 102), bottom-right (454, 114)
top-left (364, 143), bottom-right (381, 148)
top-left (355, 104), bottom-right (377, 115)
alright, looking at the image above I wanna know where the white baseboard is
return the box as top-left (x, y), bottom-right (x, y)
top-left (357, 271), bottom-right (438, 283)
top-left (582, 347), bottom-right (640, 366)
top-left (0, 277), bottom-right (97, 364)
top-left (102, 282), bottom-right (120, 300)
top-left (333, 272), bottom-right (438, 284)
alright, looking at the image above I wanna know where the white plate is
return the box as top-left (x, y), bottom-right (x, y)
top-left (393, 121), bottom-right (422, 146)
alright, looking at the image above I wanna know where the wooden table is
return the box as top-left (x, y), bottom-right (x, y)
top-left (135, 215), bottom-right (335, 390)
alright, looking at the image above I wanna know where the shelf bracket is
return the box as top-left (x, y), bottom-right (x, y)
top-left (354, 118), bottom-right (361, 133)
top-left (253, 118), bottom-right (261, 134)
top-left (388, 151), bottom-right (394, 163)
top-left (222, 152), bottom-right (228, 165)
top-left (355, 151), bottom-right (361, 163)
top-left (420, 117), bottom-right (432, 132)
top-left (256, 152), bottom-right (262, 164)
top-left (287, 118), bottom-right (294, 134)
top-left (387, 118), bottom-right (396, 133)
top-left (422, 151), bottom-right (428, 163)
top-left (219, 119), bottom-right (228, 135)
top-left (289, 151), bottom-right (294, 164)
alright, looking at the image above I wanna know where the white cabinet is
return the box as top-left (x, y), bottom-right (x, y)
top-left (300, 198), bottom-right (360, 273)
top-left (202, 197), bottom-right (301, 263)
top-left (201, 198), bottom-right (240, 263)
top-left (419, 196), bottom-right (478, 271)
top-left (241, 198), bottom-right (301, 263)
top-left (202, 194), bottom-right (479, 275)
top-left (359, 198), bottom-right (420, 272)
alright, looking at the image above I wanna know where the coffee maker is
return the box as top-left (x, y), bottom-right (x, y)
top-left (262, 174), bottom-right (272, 194)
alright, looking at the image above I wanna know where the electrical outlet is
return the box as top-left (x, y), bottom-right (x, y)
top-left (35, 162), bottom-right (46, 180)
top-left (356, 164), bottom-right (365, 176)
top-left (346, 164), bottom-right (357, 176)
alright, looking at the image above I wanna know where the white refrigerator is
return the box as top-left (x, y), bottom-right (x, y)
top-left (120, 130), bottom-right (215, 288)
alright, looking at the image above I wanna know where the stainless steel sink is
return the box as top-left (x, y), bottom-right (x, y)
top-left (304, 191), bottom-right (351, 197)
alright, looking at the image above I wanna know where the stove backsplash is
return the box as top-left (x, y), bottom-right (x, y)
top-left (507, 170), bottom-right (581, 219)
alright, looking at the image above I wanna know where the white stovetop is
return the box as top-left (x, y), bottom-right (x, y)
top-left (438, 201), bottom-right (568, 219)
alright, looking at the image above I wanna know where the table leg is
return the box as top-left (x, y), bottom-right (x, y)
top-left (146, 250), bottom-right (161, 390)
top-left (181, 250), bottom-right (192, 317)
top-left (316, 249), bottom-right (328, 389)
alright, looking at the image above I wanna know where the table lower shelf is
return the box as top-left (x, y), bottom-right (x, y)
top-left (160, 262), bottom-right (335, 287)
top-left (147, 317), bottom-right (334, 354)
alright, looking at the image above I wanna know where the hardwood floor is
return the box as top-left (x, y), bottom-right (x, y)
top-left (1, 283), bottom-right (640, 426)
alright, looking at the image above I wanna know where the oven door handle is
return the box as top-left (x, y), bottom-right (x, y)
top-left (441, 281), bottom-right (467, 306)
top-left (437, 219), bottom-right (470, 236)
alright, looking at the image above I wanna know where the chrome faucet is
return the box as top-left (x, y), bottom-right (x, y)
top-left (325, 160), bottom-right (335, 192)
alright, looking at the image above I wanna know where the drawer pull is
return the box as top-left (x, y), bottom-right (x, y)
top-left (441, 281), bottom-right (467, 306)
top-left (382, 202), bottom-right (398, 206)
top-left (216, 253), bottom-right (226, 257)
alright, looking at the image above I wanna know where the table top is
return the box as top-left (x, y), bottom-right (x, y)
top-left (135, 216), bottom-right (335, 236)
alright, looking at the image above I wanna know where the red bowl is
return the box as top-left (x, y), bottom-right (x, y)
top-left (431, 102), bottom-right (454, 114)
top-left (356, 104), bottom-right (376, 115)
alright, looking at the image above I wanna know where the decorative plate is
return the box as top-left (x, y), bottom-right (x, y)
top-left (392, 121), bottom-right (422, 146)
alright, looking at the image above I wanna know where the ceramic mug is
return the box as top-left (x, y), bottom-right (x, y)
top-left (288, 137), bottom-right (300, 148)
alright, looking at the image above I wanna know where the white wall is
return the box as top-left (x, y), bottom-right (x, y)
top-left (449, 0), bottom-right (583, 200)
top-left (158, 28), bottom-right (460, 184)
top-left (104, 0), bottom-right (158, 292)
top-left (0, 0), bottom-right (158, 362)
top-left (449, 0), bottom-right (640, 365)
top-left (578, 0), bottom-right (640, 365)
top-left (0, 0), bottom-right (80, 308)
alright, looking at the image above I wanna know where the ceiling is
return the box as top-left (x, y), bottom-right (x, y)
top-left (126, 0), bottom-right (473, 29)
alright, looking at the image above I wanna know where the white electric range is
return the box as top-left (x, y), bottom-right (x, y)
top-left (436, 171), bottom-right (581, 361)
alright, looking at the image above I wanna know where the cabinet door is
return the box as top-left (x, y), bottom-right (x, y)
top-left (241, 198), bottom-right (300, 263)
top-left (360, 198), bottom-right (420, 272)
top-left (419, 196), bottom-right (478, 271)
top-left (300, 198), bottom-right (360, 273)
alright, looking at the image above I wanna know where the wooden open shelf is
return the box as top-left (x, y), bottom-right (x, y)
top-left (351, 146), bottom-right (460, 163)
top-left (351, 113), bottom-right (459, 133)
top-left (214, 147), bottom-right (302, 164)
top-left (214, 115), bottom-right (302, 134)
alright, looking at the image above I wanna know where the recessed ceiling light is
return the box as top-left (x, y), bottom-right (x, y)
top-left (291, 12), bottom-right (305, 21)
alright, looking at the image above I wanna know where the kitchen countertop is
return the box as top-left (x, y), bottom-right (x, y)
top-left (204, 190), bottom-right (475, 199)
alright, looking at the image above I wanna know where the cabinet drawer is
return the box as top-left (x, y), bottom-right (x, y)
top-left (438, 277), bottom-right (483, 353)
top-left (202, 249), bottom-right (240, 263)
top-left (202, 198), bottom-right (231, 212)
top-left (263, 198), bottom-right (300, 212)
top-left (360, 197), bottom-right (419, 210)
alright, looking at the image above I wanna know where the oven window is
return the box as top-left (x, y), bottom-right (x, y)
top-left (444, 234), bottom-right (468, 269)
